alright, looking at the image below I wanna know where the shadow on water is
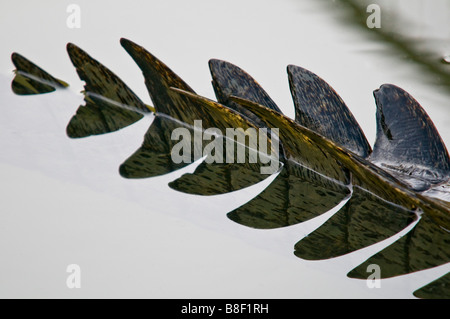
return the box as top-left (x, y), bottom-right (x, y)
top-left (305, 1), bottom-right (450, 296)
top-left (8, 5), bottom-right (450, 297)
top-left (315, 0), bottom-right (450, 91)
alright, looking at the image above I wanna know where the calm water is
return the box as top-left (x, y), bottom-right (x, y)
top-left (305, 0), bottom-right (450, 146)
top-left (0, 0), bottom-right (449, 299)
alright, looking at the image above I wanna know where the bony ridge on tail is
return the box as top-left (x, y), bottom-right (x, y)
top-left (9, 38), bottom-right (450, 298)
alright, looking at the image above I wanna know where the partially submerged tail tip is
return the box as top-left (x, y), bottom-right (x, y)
top-left (66, 42), bottom-right (77, 53)
top-left (120, 37), bottom-right (139, 52)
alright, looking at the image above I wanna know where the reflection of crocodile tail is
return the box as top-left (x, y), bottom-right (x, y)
top-left (228, 95), bottom-right (449, 289)
top-left (9, 42), bottom-right (450, 298)
top-left (11, 52), bottom-right (68, 95)
top-left (66, 43), bottom-right (153, 138)
top-left (170, 59), bottom-right (288, 195)
top-left (119, 39), bottom-right (276, 197)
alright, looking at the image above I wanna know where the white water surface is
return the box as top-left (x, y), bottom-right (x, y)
top-left (0, 0), bottom-right (449, 298)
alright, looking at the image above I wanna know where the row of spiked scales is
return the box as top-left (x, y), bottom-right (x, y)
top-left (10, 38), bottom-right (450, 298)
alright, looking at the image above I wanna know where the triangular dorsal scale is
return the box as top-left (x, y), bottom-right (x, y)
top-left (209, 59), bottom-right (282, 124)
top-left (11, 52), bottom-right (68, 95)
top-left (120, 38), bottom-right (195, 121)
top-left (370, 84), bottom-right (450, 190)
top-left (288, 65), bottom-right (371, 158)
top-left (66, 43), bottom-right (150, 137)
top-left (209, 59), bottom-right (285, 159)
